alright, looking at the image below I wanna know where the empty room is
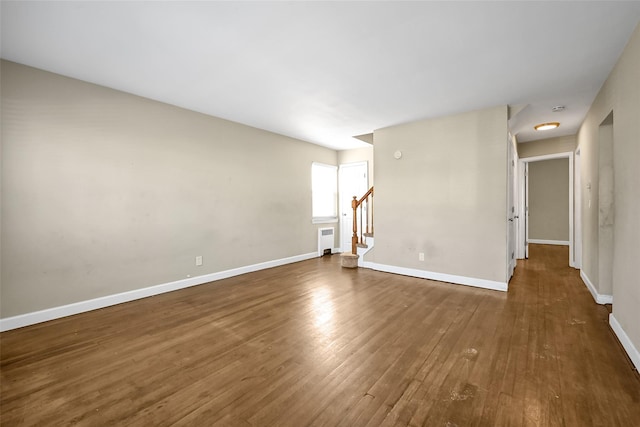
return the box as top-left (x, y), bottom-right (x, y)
top-left (1, 2), bottom-right (639, 426)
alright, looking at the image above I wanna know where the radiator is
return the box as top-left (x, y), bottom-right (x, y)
top-left (318, 227), bottom-right (334, 256)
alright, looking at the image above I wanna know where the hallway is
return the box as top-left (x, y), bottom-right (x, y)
top-left (504, 244), bottom-right (639, 425)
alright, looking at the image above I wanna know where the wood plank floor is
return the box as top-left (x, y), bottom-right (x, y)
top-left (1, 244), bottom-right (639, 426)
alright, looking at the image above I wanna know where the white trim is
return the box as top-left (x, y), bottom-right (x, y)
top-left (609, 314), bottom-right (640, 371)
top-left (311, 218), bottom-right (339, 224)
top-left (519, 152), bottom-right (573, 162)
top-left (574, 148), bottom-right (582, 269)
top-left (361, 262), bottom-right (507, 292)
top-left (0, 252), bottom-right (318, 332)
top-left (580, 270), bottom-right (613, 305)
top-left (527, 239), bottom-right (570, 246)
top-left (518, 151), bottom-right (574, 267)
top-left (568, 153), bottom-right (574, 267)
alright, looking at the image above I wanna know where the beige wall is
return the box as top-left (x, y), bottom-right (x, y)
top-left (1, 60), bottom-right (338, 318)
top-left (528, 159), bottom-right (570, 242)
top-left (577, 23), bottom-right (640, 358)
top-left (372, 106), bottom-right (508, 284)
top-left (517, 135), bottom-right (576, 158)
top-left (597, 117), bottom-right (615, 297)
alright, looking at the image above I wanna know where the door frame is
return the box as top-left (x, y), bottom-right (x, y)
top-left (338, 162), bottom-right (368, 253)
top-left (507, 134), bottom-right (518, 281)
top-left (574, 148), bottom-right (582, 269)
top-left (517, 151), bottom-right (574, 266)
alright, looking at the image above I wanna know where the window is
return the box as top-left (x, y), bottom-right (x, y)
top-left (312, 162), bottom-right (338, 223)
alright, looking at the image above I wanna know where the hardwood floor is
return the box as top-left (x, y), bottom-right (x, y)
top-left (1, 244), bottom-right (639, 426)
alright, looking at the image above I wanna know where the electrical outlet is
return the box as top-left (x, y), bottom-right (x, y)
top-left (419, 252), bottom-right (425, 261)
top-left (195, 256), bottom-right (203, 266)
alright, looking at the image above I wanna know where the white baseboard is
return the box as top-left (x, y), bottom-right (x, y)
top-left (356, 238), bottom-right (374, 267)
top-left (360, 262), bottom-right (507, 292)
top-left (609, 313), bottom-right (640, 372)
top-left (528, 239), bottom-right (570, 246)
top-left (580, 271), bottom-right (613, 305)
top-left (0, 252), bottom-right (318, 332)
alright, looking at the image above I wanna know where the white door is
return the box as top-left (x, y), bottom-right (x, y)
top-left (339, 162), bottom-right (368, 253)
top-left (517, 159), bottom-right (529, 260)
top-left (507, 138), bottom-right (517, 280)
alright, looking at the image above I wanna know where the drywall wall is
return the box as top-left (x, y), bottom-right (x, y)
top-left (577, 23), bottom-right (640, 364)
top-left (1, 60), bottom-right (337, 318)
top-left (372, 106), bottom-right (508, 284)
top-left (518, 135), bottom-right (576, 158)
top-left (528, 159), bottom-right (570, 242)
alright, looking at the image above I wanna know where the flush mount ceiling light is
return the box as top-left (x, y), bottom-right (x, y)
top-left (534, 122), bottom-right (560, 131)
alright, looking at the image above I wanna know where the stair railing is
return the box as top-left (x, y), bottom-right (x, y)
top-left (352, 186), bottom-right (374, 254)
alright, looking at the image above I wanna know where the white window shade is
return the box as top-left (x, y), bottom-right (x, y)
top-left (312, 163), bottom-right (338, 222)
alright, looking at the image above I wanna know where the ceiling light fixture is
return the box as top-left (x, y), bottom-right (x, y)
top-left (534, 122), bottom-right (560, 131)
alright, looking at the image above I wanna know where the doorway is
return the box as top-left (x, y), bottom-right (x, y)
top-left (518, 152), bottom-right (574, 266)
top-left (339, 162), bottom-right (368, 253)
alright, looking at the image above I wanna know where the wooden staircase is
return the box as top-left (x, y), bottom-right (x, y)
top-left (352, 186), bottom-right (374, 254)
top-left (342, 186), bottom-right (374, 268)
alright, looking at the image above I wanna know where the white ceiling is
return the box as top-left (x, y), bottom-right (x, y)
top-left (2, 1), bottom-right (640, 150)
